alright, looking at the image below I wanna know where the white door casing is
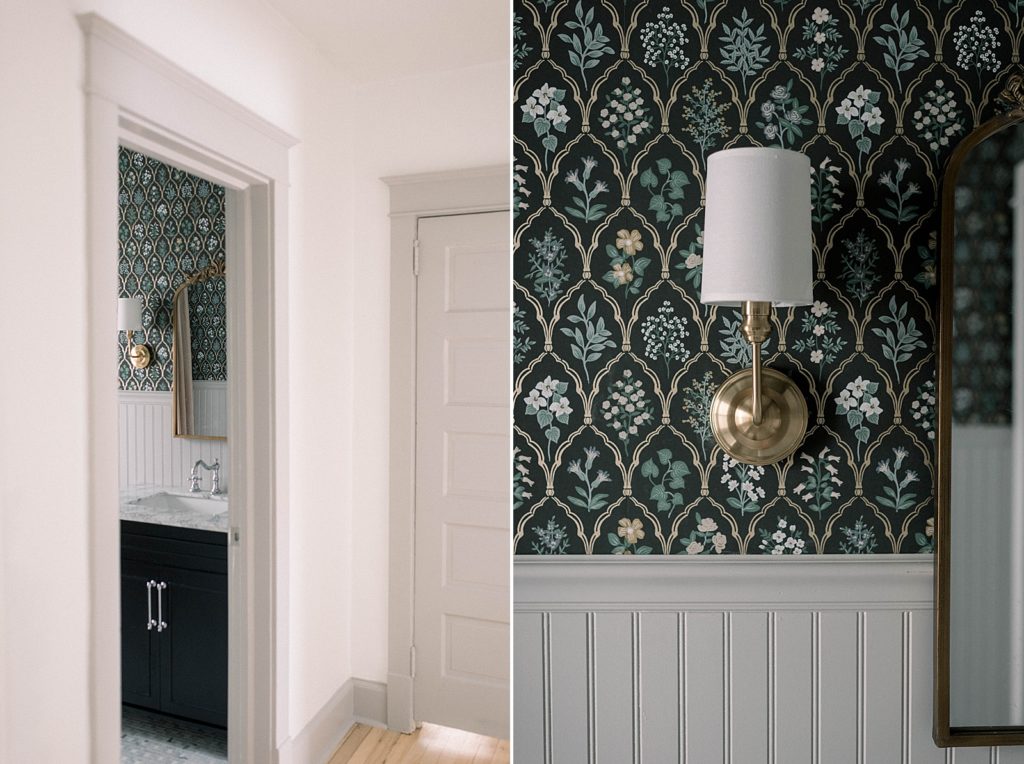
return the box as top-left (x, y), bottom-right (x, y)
top-left (413, 212), bottom-right (510, 739)
top-left (81, 16), bottom-right (294, 763)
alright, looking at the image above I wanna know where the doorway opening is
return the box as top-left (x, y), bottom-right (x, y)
top-left (82, 15), bottom-right (295, 763)
top-left (116, 147), bottom-right (231, 762)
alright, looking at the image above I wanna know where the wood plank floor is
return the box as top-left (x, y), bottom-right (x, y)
top-left (328, 723), bottom-right (509, 764)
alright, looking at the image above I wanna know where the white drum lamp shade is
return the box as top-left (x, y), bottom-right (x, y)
top-left (700, 147), bottom-right (813, 307)
top-left (117, 297), bottom-right (143, 332)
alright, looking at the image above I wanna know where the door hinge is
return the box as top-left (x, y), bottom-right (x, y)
top-left (231, 526), bottom-right (240, 545)
top-left (410, 645), bottom-right (417, 678)
top-left (412, 239), bottom-right (420, 276)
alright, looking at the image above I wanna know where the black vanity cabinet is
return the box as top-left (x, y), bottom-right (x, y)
top-left (121, 520), bottom-right (228, 727)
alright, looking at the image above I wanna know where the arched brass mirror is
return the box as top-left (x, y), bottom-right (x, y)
top-left (936, 74), bottom-right (1024, 746)
top-left (171, 259), bottom-right (227, 439)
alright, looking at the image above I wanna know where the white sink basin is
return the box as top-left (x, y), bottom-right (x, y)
top-left (131, 491), bottom-right (228, 517)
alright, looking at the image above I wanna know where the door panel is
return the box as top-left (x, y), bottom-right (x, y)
top-left (414, 211), bottom-right (509, 739)
top-left (121, 561), bottom-right (160, 710)
top-left (158, 566), bottom-right (229, 727)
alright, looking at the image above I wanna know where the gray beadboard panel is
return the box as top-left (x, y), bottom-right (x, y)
top-left (638, 611), bottom-right (681, 764)
top-left (818, 610), bottom-right (860, 764)
top-left (953, 749), bottom-right (995, 764)
top-left (908, 610), bottom-right (945, 764)
top-left (514, 559), bottom-right (1024, 761)
top-left (684, 612), bottom-right (726, 762)
top-left (775, 611), bottom-right (815, 764)
top-left (732, 611), bottom-right (770, 764)
top-left (593, 611), bottom-right (635, 764)
top-left (865, 610), bottom-right (906, 762)
top-left (118, 391), bottom-right (228, 493)
top-left (549, 612), bottom-right (590, 764)
top-left (513, 611), bottom-right (546, 764)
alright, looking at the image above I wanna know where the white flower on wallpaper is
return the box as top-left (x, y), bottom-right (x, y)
top-left (836, 86), bottom-right (885, 169)
top-left (953, 11), bottom-right (1001, 83)
top-left (640, 7), bottom-right (690, 86)
top-left (757, 517), bottom-right (807, 555)
top-left (912, 81), bottom-right (964, 155)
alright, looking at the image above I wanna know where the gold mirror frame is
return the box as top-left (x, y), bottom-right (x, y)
top-left (171, 259), bottom-right (227, 440)
top-left (935, 74), bottom-right (1024, 747)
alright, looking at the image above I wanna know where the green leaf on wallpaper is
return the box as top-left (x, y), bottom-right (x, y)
top-left (545, 425), bottom-right (561, 443)
top-left (542, 135), bottom-right (558, 153)
top-left (856, 136), bottom-right (872, 155)
top-left (848, 119), bottom-right (864, 138)
top-left (640, 459), bottom-right (660, 479)
top-left (537, 410), bottom-right (554, 428)
top-left (639, 168), bottom-right (659, 190)
top-left (533, 117), bottom-right (550, 137)
top-left (656, 448), bottom-right (673, 465)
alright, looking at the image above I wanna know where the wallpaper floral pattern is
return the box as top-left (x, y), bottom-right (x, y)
top-left (118, 148), bottom-right (227, 391)
top-left (513, 0), bottom-right (1024, 555)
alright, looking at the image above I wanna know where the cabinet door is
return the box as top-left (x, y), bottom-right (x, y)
top-left (157, 566), bottom-right (228, 727)
top-left (121, 561), bottom-right (160, 710)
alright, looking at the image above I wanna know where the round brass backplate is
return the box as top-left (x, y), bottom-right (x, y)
top-left (709, 367), bottom-right (808, 465)
top-left (130, 344), bottom-right (152, 370)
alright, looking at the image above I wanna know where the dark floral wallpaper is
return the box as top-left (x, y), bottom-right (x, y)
top-left (512, 0), bottom-right (1024, 555)
top-left (118, 147), bottom-right (227, 391)
top-left (951, 126), bottom-right (1024, 425)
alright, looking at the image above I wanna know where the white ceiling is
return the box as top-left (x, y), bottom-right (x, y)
top-left (265, 0), bottom-right (509, 83)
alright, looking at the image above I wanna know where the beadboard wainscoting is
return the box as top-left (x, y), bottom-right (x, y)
top-left (118, 389), bottom-right (228, 492)
top-left (514, 557), bottom-right (1024, 763)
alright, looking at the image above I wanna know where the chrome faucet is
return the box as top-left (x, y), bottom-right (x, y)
top-left (189, 459), bottom-right (222, 495)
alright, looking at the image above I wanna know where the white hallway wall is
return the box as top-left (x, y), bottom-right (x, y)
top-left (0, 0), bottom-right (355, 759)
top-left (348, 59), bottom-right (510, 684)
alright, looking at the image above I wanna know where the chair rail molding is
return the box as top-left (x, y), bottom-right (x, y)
top-left (512, 555), bottom-right (1024, 763)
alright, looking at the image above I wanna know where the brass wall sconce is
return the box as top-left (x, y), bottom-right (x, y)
top-left (118, 296), bottom-right (152, 369)
top-left (700, 147), bottom-right (813, 465)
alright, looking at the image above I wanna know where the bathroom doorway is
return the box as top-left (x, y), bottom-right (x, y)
top-left (117, 147), bottom-right (231, 762)
top-left (83, 16), bottom-right (294, 763)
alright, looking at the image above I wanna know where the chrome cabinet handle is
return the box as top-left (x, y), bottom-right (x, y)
top-left (146, 580), bottom-right (157, 630)
top-left (156, 581), bottom-right (167, 632)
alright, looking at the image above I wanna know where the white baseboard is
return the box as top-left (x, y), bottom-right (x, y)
top-left (277, 678), bottom-right (388, 764)
top-left (352, 678), bottom-right (387, 727)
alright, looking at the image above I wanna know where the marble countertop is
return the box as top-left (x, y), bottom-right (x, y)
top-left (120, 485), bottom-right (229, 534)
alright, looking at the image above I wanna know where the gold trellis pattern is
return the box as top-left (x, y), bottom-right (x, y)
top-left (512, 0), bottom-right (1024, 555)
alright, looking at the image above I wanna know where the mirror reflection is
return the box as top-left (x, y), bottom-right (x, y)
top-left (948, 120), bottom-right (1024, 730)
top-left (172, 260), bottom-right (227, 439)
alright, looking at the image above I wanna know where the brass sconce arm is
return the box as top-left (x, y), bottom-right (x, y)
top-left (741, 301), bottom-right (772, 426)
top-left (708, 300), bottom-right (808, 465)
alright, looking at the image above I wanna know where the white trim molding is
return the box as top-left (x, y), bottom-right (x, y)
top-left (385, 166), bottom-right (508, 733)
top-left (278, 679), bottom-right (387, 764)
top-left (512, 556), bottom-right (1024, 763)
top-left (515, 555), bottom-right (934, 610)
top-left (81, 15), bottom-right (295, 764)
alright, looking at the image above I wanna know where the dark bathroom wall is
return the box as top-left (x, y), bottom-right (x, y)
top-left (117, 147), bottom-right (226, 391)
top-left (513, 0), bottom-right (1023, 554)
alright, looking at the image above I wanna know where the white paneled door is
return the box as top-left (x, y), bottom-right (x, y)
top-left (414, 211), bottom-right (510, 739)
